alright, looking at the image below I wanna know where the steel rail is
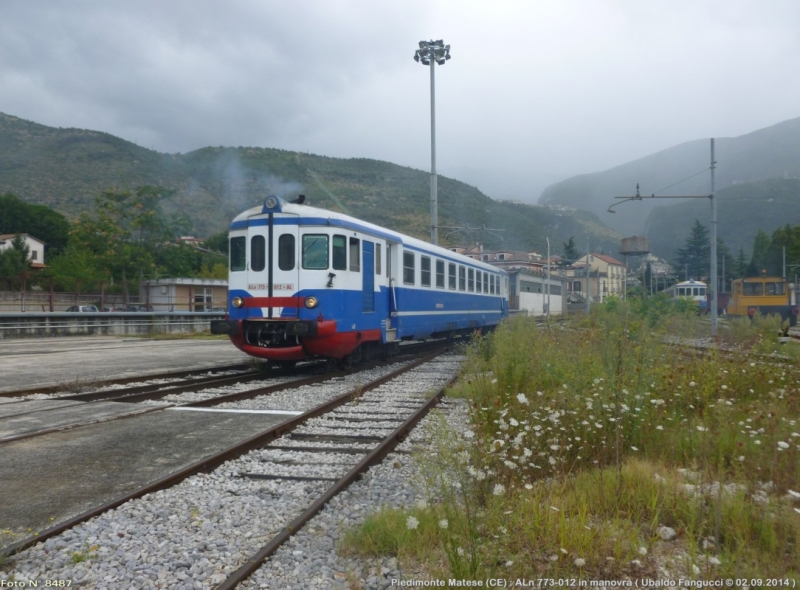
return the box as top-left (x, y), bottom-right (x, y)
top-left (0, 362), bottom-right (253, 398)
top-left (215, 367), bottom-right (458, 589)
top-left (0, 350), bottom-right (445, 560)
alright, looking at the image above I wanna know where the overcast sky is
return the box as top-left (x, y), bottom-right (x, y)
top-left (2, 0), bottom-right (798, 203)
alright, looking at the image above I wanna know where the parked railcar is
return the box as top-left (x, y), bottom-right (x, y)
top-left (664, 279), bottom-right (708, 313)
top-left (211, 196), bottom-right (509, 364)
top-left (727, 275), bottom-right (798, 327)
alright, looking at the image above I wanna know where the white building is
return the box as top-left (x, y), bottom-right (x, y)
top-left (0, 233), bottom-right (46, 269)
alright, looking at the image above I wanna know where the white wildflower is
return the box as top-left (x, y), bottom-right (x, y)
top-left (516, 393), bottom-right (529, 404)
top-left (439, 519), bottom-right (449, 529)
top-left (406, 516), bottom-right (419, 530)
top-left (638, 546), bottom-right (648, 556)
top-left (574, 558), bottom-right (585, 567)
top-left (493, 484), bottom-right (505, 496)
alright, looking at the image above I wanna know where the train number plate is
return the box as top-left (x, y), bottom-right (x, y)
top-left (273, 283), bottom-right (294, 290)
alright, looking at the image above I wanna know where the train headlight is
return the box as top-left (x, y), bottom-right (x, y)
top-left (265, 196), bottom-right (278, 209)
top-left (232, 296), bottom-right (244, 308)
top-left (304, 296), bottom-right (319, 309)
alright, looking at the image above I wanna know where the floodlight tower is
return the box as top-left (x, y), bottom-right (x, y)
top-left (414, 39), bottom-right (451, 245)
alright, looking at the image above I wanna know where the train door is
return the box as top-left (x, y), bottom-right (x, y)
top-left (272, 218), bottom-right (300, 319)
top-left (386, 242), bottom-right (400, 339)
top-left (246, 213), bottom-right (299, 319)
top-left (362, 241), bottom-right (375, 312)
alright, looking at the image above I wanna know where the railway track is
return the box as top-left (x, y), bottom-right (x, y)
top-left (0, 340), bottom-right (457, 444)
top-left (1, 350), bottom-right (462, 588)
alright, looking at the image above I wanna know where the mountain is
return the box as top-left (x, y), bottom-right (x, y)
top-left (0, 112), bottom-right (621, 255)
top-left (538, 117), bottom-right (800, 238)
top-left (645, 178), bottom-right (800, 262)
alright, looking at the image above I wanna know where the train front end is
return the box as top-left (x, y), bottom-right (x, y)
top-left (211, 196), bottom-right (334, 364)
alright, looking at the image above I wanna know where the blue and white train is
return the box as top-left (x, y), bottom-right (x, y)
top-left (664, 279), bottom-right (708, 313)
top-left (211, 195), bottom-right (509, 364)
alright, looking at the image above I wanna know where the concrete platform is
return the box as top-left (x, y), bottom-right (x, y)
top-left (0, 336), bottom-right (251, 393)
top-left (0, 408), bottom-right (291, 548)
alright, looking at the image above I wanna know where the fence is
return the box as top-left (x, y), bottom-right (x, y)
top-left (0, 290), bottom-right (226, 313)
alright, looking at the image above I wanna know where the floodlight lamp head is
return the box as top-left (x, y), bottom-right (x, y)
top-left (419, 40), bottom-right (427, 49)
top-left (421, 59), bottom-right (430, 65)
top-left (414, 53), bottom-right (420, 62)
top-left (437, 58), bottom-right (445, 65)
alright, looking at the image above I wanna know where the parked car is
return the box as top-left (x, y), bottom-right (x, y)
top-left (65, 305), bottom-right (99, 313)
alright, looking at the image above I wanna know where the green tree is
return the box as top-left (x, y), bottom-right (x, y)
top-left (204, 230), bottom-right (229, 255)
top-left (747, 229), bottom-right (771, 276)
top-left (562, 237), bottom-right (580, 264)
top-left (0, 193), bottom-right (70, 255)
top-left (44, 244), bottom-right (106, 301)
top-left (72, 186), bottom-right (177, 301)
top-left (674, 219), bottom-right (710, 280)
top-left (0, 234), bottom-right (31, 290)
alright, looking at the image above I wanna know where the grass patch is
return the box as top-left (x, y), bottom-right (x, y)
top-left (340, 304), bottom-right (800, 582)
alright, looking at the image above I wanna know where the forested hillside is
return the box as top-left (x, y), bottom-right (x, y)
top-left (0, 112), bottom-right (619, 255)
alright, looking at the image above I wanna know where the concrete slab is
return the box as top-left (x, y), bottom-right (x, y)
top-left (0, 408), bottom-right (291, 547)
top-left (0, 400), bottom-right (158, 441)
top-left (0, 399), bottom-right (82, 419)
top-left (0, 336), bottom-right (251, 393)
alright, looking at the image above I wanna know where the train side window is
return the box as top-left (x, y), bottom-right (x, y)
top-left (403, 251), bottom-right (415, 285)
top-left (349, 238), bottom-right (360, 272)
top-left (302, 234), bottom-right (329, 269)
top-left (436, 260), bottom-right (445, 288)
top-left (448, 263), bottom-right (456, 290)
top-left (230, 236), bottom-right (246, 272)
top-left (278, 234), bottom-right (295, 271)
top-left (376, 243), bottom-right (382, 275)
top-left (459, 266), bottom-right (466, 291)
top-left (468, 268), bottom-right (474, 292)
top-left (332, 235), bottom-right (347, 270)
top-left (483, 272), bottom-right (488, 293)
top-left (490, 275), bottom-right (496, 294)
top-left (476, 271), bottom-right (482, 293)
top-left (251, 235), bottom-right (266, 272)
top-left (421, 256), bottom-right (431, 287)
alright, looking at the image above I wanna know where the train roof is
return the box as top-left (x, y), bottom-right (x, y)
top-left (231, 197), bottom-right (508, 275)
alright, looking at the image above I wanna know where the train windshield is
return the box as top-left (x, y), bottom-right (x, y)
top-left (230, 236), bottom-right (246, 272)
top-left (743, 283), bottom-right (763, 296)
top-left (302, 234), bottom-right (329, 269)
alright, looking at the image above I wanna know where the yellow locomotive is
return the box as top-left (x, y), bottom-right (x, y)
top-left (727, 274), bottom-right (799, 327)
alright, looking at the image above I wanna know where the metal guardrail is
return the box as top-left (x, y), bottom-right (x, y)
top-left (0, 312), bottom-right (226, 337)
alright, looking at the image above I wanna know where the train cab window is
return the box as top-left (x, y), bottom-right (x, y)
top-left (278, 234), bottom-right (295, 271)
top-left (332, 235), bottom-right (347, 270)
top-left (459, 266), bottom-right (466, 291)
top-left (744, 283), bottom-right (763, 296)
top-left (302, 234), bottom-right (329, 269)
top-left (230, 236), bottom-right (246, 272)
top-left (436, 260), bottom-right (445, 288)
top-left (376, 244), bottom-right (382, 275)
top-left (468, 268), bottom-right (474, 292)
top-left (483, 272), bottom-right (488, 293)
top-left (421, 256), bottom-right (431, 287)
top-left (349, 238), bottom-right (360, 272)
top-left (251, 235), bottom-right (266, 272)
top-left (448, 263), bottom-right (456, 289)
top-left (766, 282), bottom-right (785, 296)
top-left (699, 288), bottom-right (706, 296)
top-left (403, 251), bottom-right (415, 285)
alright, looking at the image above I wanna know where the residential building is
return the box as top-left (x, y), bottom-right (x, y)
top-left (566, 253), bottom-right (626, 303)
top-left (0, 233), bottom-right (46, 269)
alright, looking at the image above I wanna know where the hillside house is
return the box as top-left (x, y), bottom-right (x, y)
top-left (0, 233), bottom-right (46, 269)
